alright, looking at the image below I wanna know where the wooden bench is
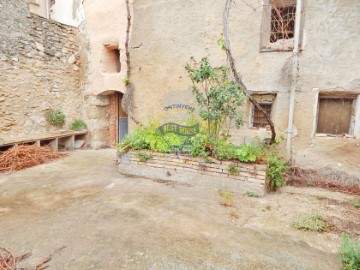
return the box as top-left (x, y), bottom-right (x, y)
top-left (0, 130), bottom-right (88, 152)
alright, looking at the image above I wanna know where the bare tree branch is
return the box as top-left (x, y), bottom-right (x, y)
top-left (122, 0), bottom-right (141, 125)
top-left (223, 0), bottom-right (276, 144)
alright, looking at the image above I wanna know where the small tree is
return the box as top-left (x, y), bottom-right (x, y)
top-left (185, 57), bottom-right (246, 139)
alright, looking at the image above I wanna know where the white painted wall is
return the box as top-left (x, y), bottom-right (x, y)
top-left (50, 0), bottom-right (85, 27)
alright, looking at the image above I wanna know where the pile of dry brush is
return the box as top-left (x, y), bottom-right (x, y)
top-left (0, 246), bottom-right (65, 270)
top-left (0, 145), bottom-right (66, 173)
top-left (286, 167), bottom-right (360, 195)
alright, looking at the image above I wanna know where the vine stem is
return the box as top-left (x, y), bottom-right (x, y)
top-left (223, 0), bottom-right (276, 144)
top-left (122, 0), bottom-right (141, 125)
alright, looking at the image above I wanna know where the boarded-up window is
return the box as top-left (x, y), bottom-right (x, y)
top-left (252, 103), bottom-right (272, 128)
top-left (316, 98), bottom-right (354, 135)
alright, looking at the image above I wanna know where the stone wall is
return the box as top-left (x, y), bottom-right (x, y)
top-left (0, 0), bottom-right (86, 142)
top-left (118, 151), bottom-right (267, 196)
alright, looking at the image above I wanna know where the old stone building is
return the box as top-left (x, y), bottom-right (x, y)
top-left (1, 0), bottom-right (359, 182)
top-left (0, 0), bottom-right (86, 140)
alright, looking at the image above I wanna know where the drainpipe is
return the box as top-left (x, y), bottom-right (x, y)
top-left (286, 0), bottom-right (303, 160)
top-left (45, 0), bottom-right (50, 19)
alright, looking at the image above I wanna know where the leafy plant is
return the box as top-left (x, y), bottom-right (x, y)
top-left (246, 191), bottom-right (259, 198)
top-left (119, 120), bottom-right (288, 191)
top-left (218, 190), bottom-right (235, 207)
top-left (266, 154), bottom-right (289, 189)
top-left (234, 143), bottom-right (260, 163)
top-left (122, 77), bottom-right (130, 86)
top-left (45, 109), bottom-right (65, 126)
top-left (351, 199), bottom-right (360, 208)
top-left (69, 119), bottom-right (87, 131)
top-left (136, 152), bottom-right (152, 162)
top-left (291, 213), bottom-right (326, 232)
top-left (228, 164), bottom-right (239, 175)
top-left (185, 57), bottom-right (245, 139)
top-left (339, 233), bottom-right (360, 270)
top-left (118, 120), bottom-right (186, 153)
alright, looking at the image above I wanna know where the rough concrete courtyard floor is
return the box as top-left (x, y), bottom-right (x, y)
top-left (0, 149), bottom-right (359, 269)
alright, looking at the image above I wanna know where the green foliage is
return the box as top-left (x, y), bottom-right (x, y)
top-left (122, 77), bottom-right (130, 86)
top-left (228, 164), bottom-right (239, 175)
top-left (190, 133), bottom-right (210, 157)
top-left (216, 32), bottom-right (226, 51)
top-left (291, 213), bottom-right (326, 232)
top-left (119, 121), bottom-right (288, 191)
top-left (339, 233), bottom-right (360, 270)
top-left (118, 120), bottom-right (185, 153)
top-left (351, 199), bottom-right (360, 208)
top-left (185, 57), bottom-right (245, 138)
top-left (267, 154), bottom-right (289, 189)
top-left (246, 191), bottom-right (259, 198)
top-left (69, 119), bottom-right (87, 131)
top-left (234, 143), bottom-right (260, 163)
top-left (45, 109), bottom-right (65, 126)
top-left (136, 152), bottom-right (152, 162)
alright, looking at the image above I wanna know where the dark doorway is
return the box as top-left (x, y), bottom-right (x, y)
top-left (118, 93), bottom-right (128, 142)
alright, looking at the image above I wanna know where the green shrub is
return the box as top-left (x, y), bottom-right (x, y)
top-left (339, 233), bottom-right (360, 270)
top-left (228, 164), bottom-right (239, 175)
top-left (267, 154), bottom-right (289, 189)
top-left (45, 109), bottom-right (65, 126)
top-left (119, 121), bottom-right (288, 191)
top-left (69, 119), bottom-right (87, 131)
top-left (118, 121), bottom-right (185, 153)
top-left (190, 133), bottom-right (210, 157)
top-left (136, 152), bottom-right (152, 162)
top-left (234, 143), bottom-right (260, 163)
top-left (185, 57), bottom-right (245, 138)
top-left (246, 191), bottom-right (259, 198)
top-left (351, 199), bottom-right (360, 208)
top-left (291, 213), bottom-right (325, 232)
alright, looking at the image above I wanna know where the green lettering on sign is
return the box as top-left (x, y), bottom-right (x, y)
top-left (157, 123), bottom-right (199, 137)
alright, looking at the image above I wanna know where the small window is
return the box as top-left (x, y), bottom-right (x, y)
top-left (252, 103), bottom-right (273, 128)
top-left (260, 0), bottom-right (298, 51)
top-left (316, 97), bottom-right (355, 135)
top-left (270, 5), bottom-right (296, 43)
top-left (103, 45), bottom-right (121, 73)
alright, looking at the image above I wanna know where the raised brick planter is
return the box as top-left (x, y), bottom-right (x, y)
top-left (118, 151), bottom-right (268, 196)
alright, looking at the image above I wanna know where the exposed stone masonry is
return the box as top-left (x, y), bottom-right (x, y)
top-left (0, 0), bottom-right (86, 141)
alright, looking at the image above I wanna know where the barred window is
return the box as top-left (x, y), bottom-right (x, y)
top-left (270, 4), bottom-right (296, 43)
top-left (252, 103), bottom-right (272, 128)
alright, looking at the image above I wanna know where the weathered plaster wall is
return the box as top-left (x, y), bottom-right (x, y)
top-left (82, 0), bottom-right (129, 148)
top-left (0, 0), bottom-right (86, 142)
top-left (129, 0), bottom-right (360, 178)
top-left (291, 0), bottom-right (360, 178)
top-left (83, 0), bottom-right (127, 96)
top-left (129, 0), bottom-right (291, 139)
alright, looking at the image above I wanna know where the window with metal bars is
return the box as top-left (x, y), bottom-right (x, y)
top-left (252, 103), bottom-right (272, 128)
top-left (270, 5), bottom-right (296, 43)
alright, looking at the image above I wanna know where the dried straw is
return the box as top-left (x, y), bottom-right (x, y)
top-left (0, 145), bottom-right (66, 173)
